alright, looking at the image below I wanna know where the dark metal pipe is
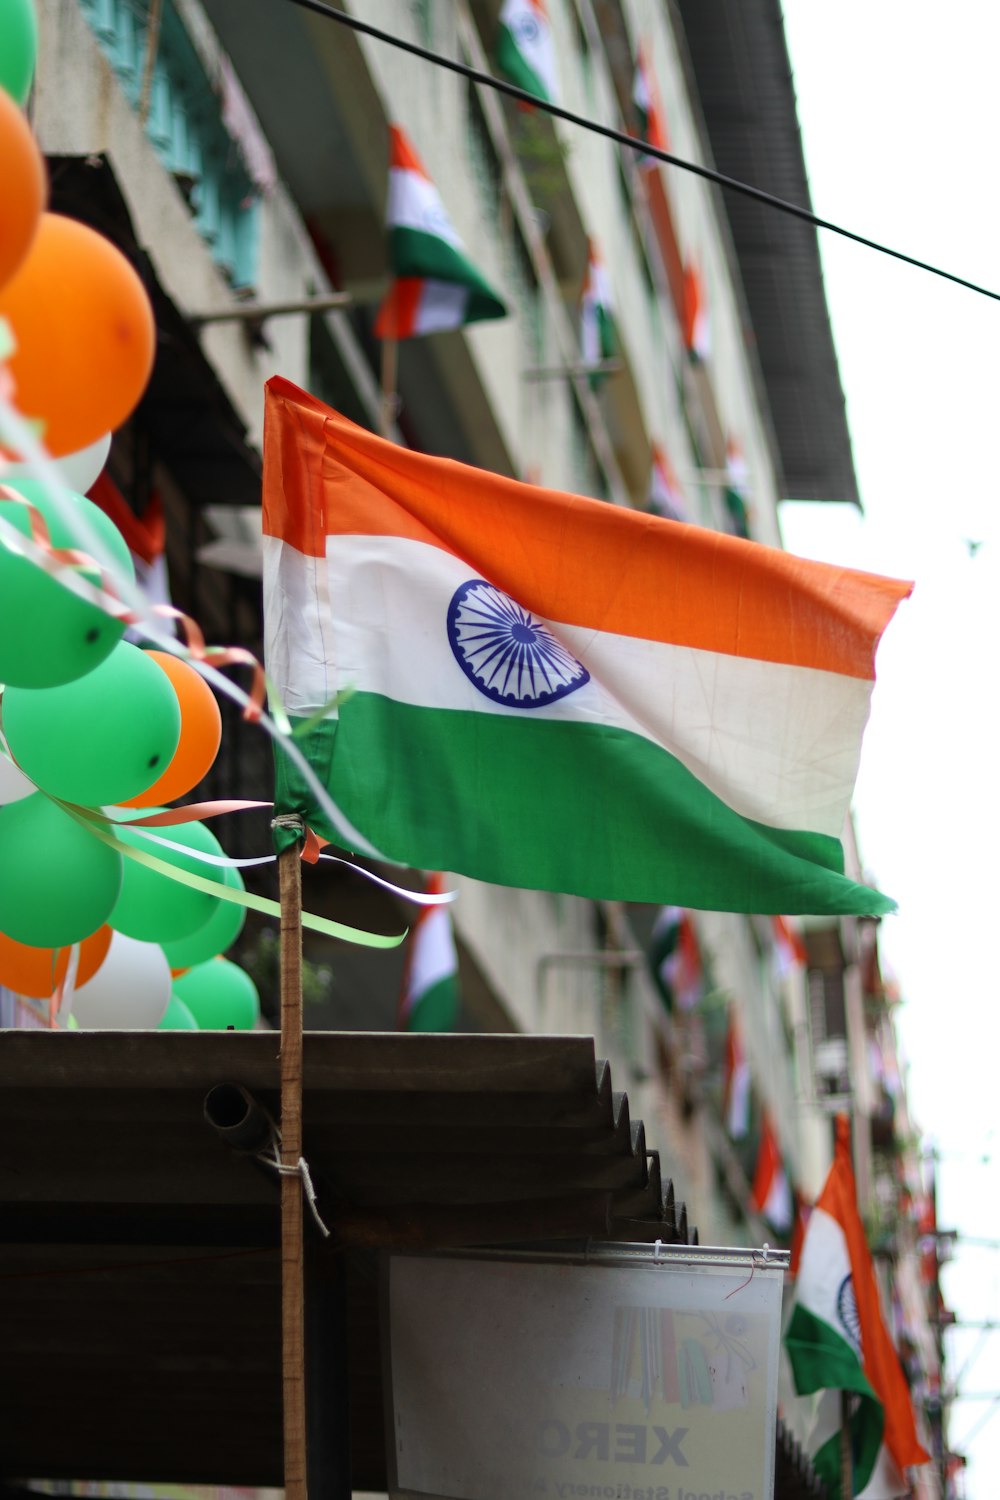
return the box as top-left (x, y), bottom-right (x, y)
top-left (204, 1082), bottom-right (275, 1155)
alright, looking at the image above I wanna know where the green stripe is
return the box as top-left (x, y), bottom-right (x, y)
top-left (273, 695), bottom-right (894, 916)
top-left (785, 1304), bottom-right (884, 1498)
top-left (496, 24), bottom-right (551, 102)
top-left (406, 974), bottom-right (458, 1032)
top-left (388, 227), bottom-right (507, 321)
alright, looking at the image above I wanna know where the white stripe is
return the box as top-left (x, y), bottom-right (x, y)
top-left (500, 0), bottom-right (559, 102)
top-left (263, 533), bottom-right (874, 838)
top-left (795, 1205), bottom-right (852, 1332)
top-left (763, 1166), bottom-right (793, 1233)
top-left (414, 281), bottom-right (470, 335)
top-left (387, 166), bottom-right (464, 251)
top-left (408, 907), bottom-right (458, 1002)
top-left (726, 1059), bottom-right (751, 1139)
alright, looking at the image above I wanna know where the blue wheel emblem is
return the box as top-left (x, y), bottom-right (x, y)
top-left (836, 1274), bottom-right (862, 1353)
top-left (447, 579), bottom-right (590, 709)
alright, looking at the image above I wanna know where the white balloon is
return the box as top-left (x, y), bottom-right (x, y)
top-left (4, 432), bottom-right (112, 495)
top-left (0, 750), bottom-right (34, 805)
top-left (70, 931), bottom-right (172, 1029)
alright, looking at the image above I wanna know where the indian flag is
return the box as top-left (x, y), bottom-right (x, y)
top-left (724, 437), bottom-right (751, 539)
top-left (398, 872), bottom-right (459, 1032)
top-left (683, 259), bottom-right (710, 362)
top-left (374, 124), bottom-right (506, 340)
top-left (749, 1113), bottom-right (793, 1233)
top-left (721, 1007), bottom-right (750, 1140)
top-left (262, 377), bottom-right (911, 916)
top-left (496, 0), bottom-right (559, 105)
top-left (785, 1115), bottom-right (930, 1498)
top-left (581, 239), bottom-right (617, 370)
top-left (632, 41), bottom-right (669, 165)
top-left (648, 442), bottom-right (687, 522)
top-left (647, 907), bottom-right (702, 1013)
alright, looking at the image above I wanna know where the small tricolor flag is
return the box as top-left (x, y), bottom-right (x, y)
top-left (750, 1113), bottom-right (793, 1233)
top-left (374, 125), bottom-right (507, 340)
top-left (398, 872), bottom-right (459, 1032)
top-left (772, 913), bottom-right (808, 977)
top-left (581, 239), bottom-right (617, 371)
top-left (263, 377), bottom-right (911, 916)
top-left (647, 907), bottom-right (702, 1013)
top-left (496, 0), bottom-right (559, 105)
top-left (647, 442), bottom-right (687, 522)
top-left (721, 1007), bottom-right (750, 1140)
top-left (632, 42), bottom-right (668, 165)
top-left (682, 259), bottom-right (710, 362)
top-left (785, 1115), bottom-right (930, 1498)
top-left (724, 437), bottom-right (751, 539)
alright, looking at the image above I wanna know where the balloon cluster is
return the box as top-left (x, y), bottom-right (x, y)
top-left (0, 5), bottom-right (260, 1031)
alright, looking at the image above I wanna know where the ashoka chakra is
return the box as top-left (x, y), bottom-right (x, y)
top-left (447, 579), bottom-right (590, 709)
top-left (836, 1274), bottom-right (862, 1353)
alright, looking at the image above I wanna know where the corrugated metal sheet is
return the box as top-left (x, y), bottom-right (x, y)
top-left (0, 1031), bottom-right (694, 1486)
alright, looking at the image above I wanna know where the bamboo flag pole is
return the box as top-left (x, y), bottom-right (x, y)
top-left (840, 1389), bottom-right (853, 1498)
top-left (279, 835), bottom-right (308, 1499)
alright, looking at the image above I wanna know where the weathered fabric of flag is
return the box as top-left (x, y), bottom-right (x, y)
top-left (496, 0), bottom-right (559, 104)
top-left (398, 872), bottom-right (459, 1032)
top-left (374, 125), bottom-right (506, 339)
top-left (262, 377), bottom-right (911, 915)
top-left (785, 1116), bottom-right (930, 1498)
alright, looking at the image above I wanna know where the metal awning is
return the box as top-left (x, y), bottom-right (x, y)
top-left (0, 1030), bottom-right (693, 1487)
top-left (675, 0), bottom-right (860, 508)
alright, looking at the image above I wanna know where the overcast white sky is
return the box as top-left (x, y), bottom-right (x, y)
top-left (778, 4), bottom-right (1000, 1492)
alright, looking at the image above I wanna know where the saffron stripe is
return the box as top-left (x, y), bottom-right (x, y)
top-left (262, 377), bottom-right (912, 677)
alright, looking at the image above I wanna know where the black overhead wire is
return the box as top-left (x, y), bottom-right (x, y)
top-left (281, 0), bottom-right (1000, 307)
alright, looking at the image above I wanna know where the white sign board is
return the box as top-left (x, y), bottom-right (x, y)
top-left (385, 1245), bottom-right (785, 1500)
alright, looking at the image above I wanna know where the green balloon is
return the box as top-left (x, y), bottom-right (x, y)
top-left (0, 480), bottom-right (134, 688)
top-left (158, 994), bottom-right (200, 1030)
top-left (161, 862), bottom-right (246, 968)
top-left (110, 813), bottom-right (224, 943)
top-left (0, 791), bottom-right (123, 946)
top-left (3, 640), bottom-right (181, 806)
top-left (172, 957), bottom-right (260, 1031)
top-left (0, 0), bottom-right (38, 104)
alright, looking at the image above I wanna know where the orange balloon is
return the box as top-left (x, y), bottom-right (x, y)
top-left (121, 651), bottom-right (223, 807)
top-left (0, 212), bottom-right (156, 456)
top-left (0, 90), bottom-right (46, 292)
top-left (0, 923), bottom-right (112, 999)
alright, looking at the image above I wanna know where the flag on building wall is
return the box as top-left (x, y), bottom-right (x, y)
top-left (263, 377), bottom-right (911, 915)
top-left (772, 913), bottom-right (808, 977)
top-left (724, 437), bottom-right (751, 539)
top-left (721, 1007), bottom-right (750, 1139)
top-left (89, 474), bottom-right (172, 620)
top-left (374, 125), bottom-right (506, 340)
top-left (496, 0), bottom-right (559, 105)
top-left (749, 1113), bottom-right (793, 1233)
top-left (647, 907), bottom-right (702, 1013)
top-left (682, 259), bottom-right (710, 361)
top-left (632, 41), bottom-right (669, 165)
top-left (581, 239), bottom-right (617, 370)
top-left (784, 1115), bottom-right (930, 1499)
top-left (647, 442), bottom-right (687, 522)
top-left (398, 872), bottom-right (459, 1032)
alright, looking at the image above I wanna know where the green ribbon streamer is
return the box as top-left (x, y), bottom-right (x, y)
top-left (61, 802), bottom-right (405, 950)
